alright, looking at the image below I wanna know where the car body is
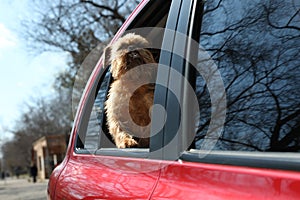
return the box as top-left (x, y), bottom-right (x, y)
top-left (48, 0), bottom-right (300, 199)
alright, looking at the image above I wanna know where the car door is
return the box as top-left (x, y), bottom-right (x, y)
top-left (51, 0), bottom-right (179, 199)
top-left (151, 0), bottom-right (300, 199)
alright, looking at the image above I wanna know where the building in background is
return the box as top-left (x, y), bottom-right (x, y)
top-left (32, 134), bottom-right (67, 180)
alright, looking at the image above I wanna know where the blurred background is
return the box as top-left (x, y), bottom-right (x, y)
top-left (0, 0), bottom-right (140, 181)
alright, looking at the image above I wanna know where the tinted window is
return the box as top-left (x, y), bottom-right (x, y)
top-left (195, 0), bottom-right (300, 152)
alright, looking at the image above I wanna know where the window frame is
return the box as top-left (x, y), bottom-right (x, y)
top-left (150, 0), bottom-right (205, 160)
top-left (180, 150), bottom-right (300, 172)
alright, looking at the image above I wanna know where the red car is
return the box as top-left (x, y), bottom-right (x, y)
top-left (48, 0), bottom-right (300, 199)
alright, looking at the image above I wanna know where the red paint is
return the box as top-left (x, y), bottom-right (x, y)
top-left (151, 161), bottom-right (300, 200)
top-left (53, 154), bottom-right (161, 199)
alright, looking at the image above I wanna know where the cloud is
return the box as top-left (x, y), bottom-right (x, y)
top-left (0, 23), bottom-right (17, 48)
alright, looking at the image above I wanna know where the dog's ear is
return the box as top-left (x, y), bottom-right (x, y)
top-left (102, 45), bottom-right (112, 67)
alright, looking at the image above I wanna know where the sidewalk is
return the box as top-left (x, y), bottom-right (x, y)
top-left (0, 177), bottom-right (48, 200)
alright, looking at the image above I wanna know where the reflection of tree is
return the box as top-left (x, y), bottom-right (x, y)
top-left (196, 0), bottom-right (300, 151)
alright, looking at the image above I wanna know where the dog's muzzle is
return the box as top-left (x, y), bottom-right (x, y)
top-left (125, 51), bottom-right (144, 68)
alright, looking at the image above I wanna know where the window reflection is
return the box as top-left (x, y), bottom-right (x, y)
top-left (196, 0), bottom-right (300, 151)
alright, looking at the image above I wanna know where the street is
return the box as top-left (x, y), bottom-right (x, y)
top-left (0, 178), bottom-right (48, 200)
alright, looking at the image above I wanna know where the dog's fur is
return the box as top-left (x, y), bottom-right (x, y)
top-left (104, 33), bottom-right (157, 148)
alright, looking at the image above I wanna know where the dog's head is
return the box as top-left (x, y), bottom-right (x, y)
top-left (103, 33), bottom-right (156, 79)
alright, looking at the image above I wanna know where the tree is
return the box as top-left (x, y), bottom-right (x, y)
top-left (23, 0), bottom-right (140, 91)
top-left (2, 91), bottom-right (73, 173)
top-left (22, 0), bottom-right (141, 119)
top-left (2, 0), bottom-right (141, 174)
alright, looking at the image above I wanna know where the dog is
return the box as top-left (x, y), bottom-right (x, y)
top-left (103, 33), bottom-right (157, 148)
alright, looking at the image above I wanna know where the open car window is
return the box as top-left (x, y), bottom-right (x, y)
top-left (75, 0), bottom-right (172, 154)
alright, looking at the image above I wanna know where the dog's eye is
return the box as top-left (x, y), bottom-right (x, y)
top-left (128, 45), bottom-right (135, 51)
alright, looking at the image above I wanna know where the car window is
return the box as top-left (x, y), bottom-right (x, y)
top-left (75, 0), bottom-right (172, 152)
top-left (84, 68), bottom-right (112, 150)
top-left (194, 0), bottom-right (300, 152)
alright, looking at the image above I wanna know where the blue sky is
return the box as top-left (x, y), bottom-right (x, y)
top-left (0, 0), bottom-right (69, 140)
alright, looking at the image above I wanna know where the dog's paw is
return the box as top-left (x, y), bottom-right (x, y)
top-left (117, 136), bottom-right (138, 148)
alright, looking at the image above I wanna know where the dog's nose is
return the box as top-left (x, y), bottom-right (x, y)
top-left (128, 51), bottom-right (139, 59)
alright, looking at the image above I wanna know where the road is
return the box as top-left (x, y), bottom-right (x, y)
top-left (0, 178), bottom-right (48, 200)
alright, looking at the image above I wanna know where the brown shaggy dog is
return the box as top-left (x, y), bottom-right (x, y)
top-left (104, 33), bottom-right (157, 148)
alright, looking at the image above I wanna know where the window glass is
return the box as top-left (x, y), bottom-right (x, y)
top-left (195, 0), bottom-right (300, 152)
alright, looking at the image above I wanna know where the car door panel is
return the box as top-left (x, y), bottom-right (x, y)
top-left (151, 161), bottom-right (300, 200)
top-left (55, 155), bottom-right (161, 199)
top-left (151, 0), bottom-right (300, 199)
